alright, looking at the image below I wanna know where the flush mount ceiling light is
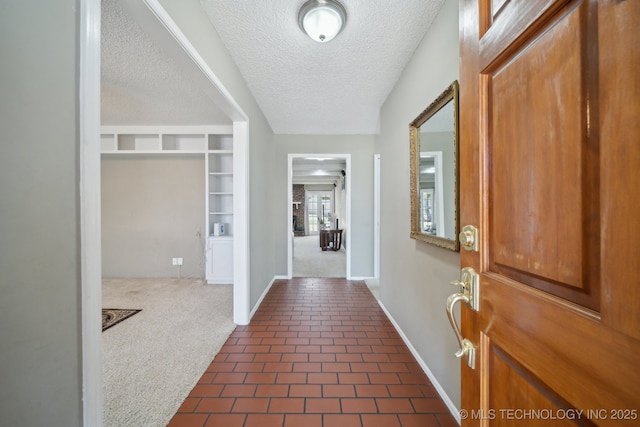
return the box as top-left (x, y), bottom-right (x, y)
top-left (298, 0), bottom-right (347, 43)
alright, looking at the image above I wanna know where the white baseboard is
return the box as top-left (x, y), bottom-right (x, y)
top-left (349, 276), bottom-right (376, 281)
top-left (377, 300), bottom-right (461, 425)
top-left (249, 277), bottom-right (277, 320)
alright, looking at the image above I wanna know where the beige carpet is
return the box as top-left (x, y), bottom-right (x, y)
top-left (293, 235), bottom-right (346, 278)
top-left (102, 278), bottom-right (235, 427)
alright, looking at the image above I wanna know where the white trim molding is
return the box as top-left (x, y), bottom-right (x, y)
top-left (233, 121), bottom-right (250, 324)
top-left (80, 0), bottom-right (103, 424)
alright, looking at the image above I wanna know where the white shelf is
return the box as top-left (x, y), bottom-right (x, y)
top-left (100, 125), bottom-right (232, 155)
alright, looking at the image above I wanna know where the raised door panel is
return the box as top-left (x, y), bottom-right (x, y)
top-left (485, 0), bottom-right (598, 309)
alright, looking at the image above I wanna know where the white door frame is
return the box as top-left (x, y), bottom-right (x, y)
top-left (80, 0), bottom-right (251, 423)
top-left (79, 1), bottom-right (102, 424)
top-left (288, 154), bottom-right (351, 279)
top-left (374, 154), bottom-right (381, 280)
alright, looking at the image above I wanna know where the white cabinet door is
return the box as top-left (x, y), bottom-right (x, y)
top-left (206, 237), bottom-right (233, 284)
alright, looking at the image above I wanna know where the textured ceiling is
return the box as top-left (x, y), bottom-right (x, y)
top-left (200, 0), bottom-right (446, 134)
top-left (101, 0), bottom-right (231, 126)
top-left (101, 0), bottom-right (446, 134)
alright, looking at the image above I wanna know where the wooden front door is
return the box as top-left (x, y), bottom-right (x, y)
top-left (458, 0), bottom-right (640, 425)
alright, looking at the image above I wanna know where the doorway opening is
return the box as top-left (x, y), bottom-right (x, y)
top-left (287, 154), bottom-right (351, 279)
top-left (81, 0), bottom-right (250, 423)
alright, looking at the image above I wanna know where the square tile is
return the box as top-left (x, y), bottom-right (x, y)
top-left (293, 362), bottom-right (322, 372)
top-left (255, 384), bottom-right (289, 397)
top-left (361, 414), bottom-right (401, 427)
top-left (322, 384), bottom-right (356, 397)
top-left (289, 384), bottom-right (322, 397)
top-left (338, 373), bottom-right (370, 384)
top-left (283, 414), bottom-right (322, 427)
top-left (323, 414), bottom-right (361, 427)
top-left (350, 362), bottom-right (380, 373)
top-left (387, 385), bottom-right (424, 397)
top-left (322, 362), bottom-right (351, 372)
top-left (207, 362), bottom-right (236, 372)
top-left (305, 398), bottom-right (341, 413)
top-left (252, 353), bottom-right (283, 363)
top-left (378, 363), bottom-right (409, 373)
top-left (231, 398), bottom-right (269, 413)
top-left (276, 373), bottom-right (307, 384)
top-left (376, 398), bottom-right (414, 413)
top-left (212, 373), bottom-right (246, 384)
top-left (204, 414), bottom-right (247, 427)
top-left (282, 353), bottom-right (309, 362)
top-left (263, 362), bottom-right (293, 372)
top-left (233, 362), bottom-right (264, 372)
top-left (221, 384), bottom-right (256, 397)
top-left (341, 397), bottom-right (377, 413)
top-left (307, 372), bottom-right (338, 384)
top-left (368, 373), bottom-right (400, 384)
top-left (268, 397), bottom-right (305, 413)
top-left (355, 385), bottom-right (389, 397)
top-left (244, 414), bottom-right (284, 427)
top-left (225, 354), bottom-right (255, 363)
top-left (195, 398), bottom-right (235, 413)
top-left (309, 353), bottom-right (336, 362)
top-left (336, 354), bottom-right (363, 363)
top-left (244, 372), bottom-right (277, 384)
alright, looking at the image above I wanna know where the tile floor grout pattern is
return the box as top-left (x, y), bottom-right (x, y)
top-left (168, 278), bottom-right (458, 427)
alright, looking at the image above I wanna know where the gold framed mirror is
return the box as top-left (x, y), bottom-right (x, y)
top-left (409, 80), bottom-right (460, 251)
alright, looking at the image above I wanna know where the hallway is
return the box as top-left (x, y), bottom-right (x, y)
top-left (168, 278), bottom-right (457, 427)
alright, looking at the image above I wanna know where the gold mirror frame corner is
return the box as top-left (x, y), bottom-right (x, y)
top-left (409, 80), bottom-right (460, 252)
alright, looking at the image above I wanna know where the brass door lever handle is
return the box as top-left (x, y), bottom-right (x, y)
top-left (446, 267), bottom-right (479, 369)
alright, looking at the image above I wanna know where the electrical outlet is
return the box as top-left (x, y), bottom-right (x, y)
top-left (177, 257), bottom-right (183, 266)
top-left (172, 257), bottom-right (177, 265)
top-left (196, 227), bottom-right (201, 237)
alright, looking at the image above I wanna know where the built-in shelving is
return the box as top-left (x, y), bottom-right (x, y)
top-left (100, 125), bottom-right (234, 284)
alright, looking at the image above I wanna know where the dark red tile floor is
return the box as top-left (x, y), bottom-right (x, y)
top-left (168, 278), bottom-right (458, 427)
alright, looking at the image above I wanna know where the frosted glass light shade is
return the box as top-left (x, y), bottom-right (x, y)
top-left (299, 0), bottom-right (346, 43)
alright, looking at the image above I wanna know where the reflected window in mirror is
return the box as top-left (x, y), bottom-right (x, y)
top-left (410, 81), bottom-right (460, 251)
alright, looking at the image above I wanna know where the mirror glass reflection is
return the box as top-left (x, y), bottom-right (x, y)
top-left (410, 81), bottom-right (459, 251)
top-left (419, 99), bottom-right (455, 239)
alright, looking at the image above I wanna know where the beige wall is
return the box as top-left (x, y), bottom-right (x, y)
top-left (377, 0), bottom-right (461, 409)
top-left (101, 156), bottom-right (205, 278)
top-left (0, 1), bottom-right (83, 425)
